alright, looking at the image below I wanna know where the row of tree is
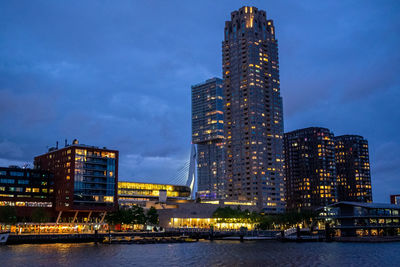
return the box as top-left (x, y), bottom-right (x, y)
top-left (105, 206), bottom-right (159, 226)
top-left (212, 206), bottom-right (317, 230)
top-left (212, 206), bottom-right (260, 223)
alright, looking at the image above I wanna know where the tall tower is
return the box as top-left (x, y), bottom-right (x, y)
top-left (284, 127), bottom-right (337, 210)
top-left (223, 7), bottom-right (285, 212)
top-left (335, 135), bottom-right (372, 203)
top-left (191, 78), bottom-right (225, 199)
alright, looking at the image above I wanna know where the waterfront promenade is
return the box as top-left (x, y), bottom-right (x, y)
top-left (5, 229), bottom-right (280, 245)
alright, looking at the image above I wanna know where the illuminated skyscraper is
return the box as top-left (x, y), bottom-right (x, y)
top-left (223, 6), bottom-right (285, 212)
top-left (284, 127), bottom-right (337, 210)
top-left (335, 135), bottom-right (372, 202)
top-left (191, 78), bottom-right (225, 199)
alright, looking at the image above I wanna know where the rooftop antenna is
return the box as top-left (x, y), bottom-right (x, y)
top-left (22, 163), bottom-right (30, 169)
top-left (56, 141), bottom-right (59, 149)
top-left (65, 139), bottom-right (68, 147)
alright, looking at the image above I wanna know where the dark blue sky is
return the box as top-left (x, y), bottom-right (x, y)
top-left (1, 1), bottom-right (399, 202)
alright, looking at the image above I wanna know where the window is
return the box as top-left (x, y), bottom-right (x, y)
top-left (0, 171), bottom-right (6, 176)
top-left (0, 179), bottom-right (14, 184)
top-left (32, 188), bottom-right (40, 193)
top-left (10, 171), bottom-right (24, 177)
top-left (18, 180), bottom-right (29, 185)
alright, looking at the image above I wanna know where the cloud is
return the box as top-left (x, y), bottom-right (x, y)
top-left (0, 0), bottom-right (399, 202)
top-left (119, 153), bottom-right (188, 184)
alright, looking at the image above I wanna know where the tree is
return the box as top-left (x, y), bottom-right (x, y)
top-left (131, 205), bottom-right (146, 225)
top-left (212, 207), bottom-right (260, 224)
top-left (105, 206), bottom-right (147, 226)
top-left (257, 216), bottom-right (274, 230)
top-left (256, 210), bottom-right (319, 230)
top-left (146, 206), bottom-right (159, 225)
top-left (0, 206), bottom-right (17, 224)
top-left (31, 208), bottom-right (50, 223)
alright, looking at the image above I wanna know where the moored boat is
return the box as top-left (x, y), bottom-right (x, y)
top-left (0, 231), bottom-right (10, 245)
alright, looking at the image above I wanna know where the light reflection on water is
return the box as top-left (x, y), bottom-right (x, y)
top-left (1, 240), bottom-right (400, 267)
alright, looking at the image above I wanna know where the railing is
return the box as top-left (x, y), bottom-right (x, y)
top-left (284, 227), bottom-right (297, 237)
top-left (165, 228), bottom-right (279, 237)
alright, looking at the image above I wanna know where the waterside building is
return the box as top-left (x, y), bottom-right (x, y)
top-left (0, 166), bottom-right (54, 219)
top-left (34, 139), bottom-right (118, 223)
top-left (335, 135), bottom-right (372, 202)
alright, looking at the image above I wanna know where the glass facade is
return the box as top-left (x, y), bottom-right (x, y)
top-left (118, 182), bottom-right (190, 198)
top-left (191, 78), bottom-right (225, 200)
top-left (169, 217), bottom-right (255, 230)
top-left (73, 149), bottom-right (116, 206)
top-left (319, 203), bottom-right (400, 237)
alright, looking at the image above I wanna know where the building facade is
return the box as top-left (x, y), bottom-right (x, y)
top-left (192, 78), bottom-right (225, 199)
top-left (34, 139), bottom-right (118, 221)
top-left (0, 166), bottom-right (54, 218)
top-left (319, 202), bottom-right (400, 237)
top-left (157, 201), bottom-right (259, 230)
top-left (118, 181), bottom-right (191, 207)
top-left (391, 195), bottom-right (400, 205)
top-left (284, 127), bottom-right (337, 210)
top-left (335, 135), bottom-right (372, 202)
top-left (223, 6), bottom-right (285, 212)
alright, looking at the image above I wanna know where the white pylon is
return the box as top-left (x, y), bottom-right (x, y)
top-left (186, 144), bottom-right (197, 199)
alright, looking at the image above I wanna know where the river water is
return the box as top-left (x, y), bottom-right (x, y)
top-left (1, 240), bottom-right (399, 266)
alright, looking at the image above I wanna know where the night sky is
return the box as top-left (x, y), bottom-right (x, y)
top-left (1, 1), bottom-right (399, 202)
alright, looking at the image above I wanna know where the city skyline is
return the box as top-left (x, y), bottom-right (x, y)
top-left (0, 1), bottom-right (399, 203)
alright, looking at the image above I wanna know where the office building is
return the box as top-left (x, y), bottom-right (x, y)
top-left (284, 127), bottom-right (337, 210)
top-left (34, 139), bottom-right (118, 222)
top-left (335, 135), bottom-right (372, 202)
top-left (192, 78), bottom-right (225, 199)
top-left (0, 166), bottom-right (54, 218)
top-left (118, 181), bottom-right (191, 207)
top-left (223, 7), bottom-right (285, 212)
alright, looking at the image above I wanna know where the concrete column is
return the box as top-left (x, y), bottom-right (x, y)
top-left (56, 211), bottom-right (63, 224)
top-left (87, 211), bottom-right (92, 223)
top-left (100, 212), bottom-right (107, 224)
top-left (72, 211), bottom-right (79, 223)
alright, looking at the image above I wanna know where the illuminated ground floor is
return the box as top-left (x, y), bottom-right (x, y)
top-left (0, 223), bottom-right (108, 234)
top-left (337, 227), bottom-right (400, 237)
top-left (169, 218), bottom-right (255, 230)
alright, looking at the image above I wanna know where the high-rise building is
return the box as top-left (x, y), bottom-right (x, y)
top-left (222, 6), bottom-right (284, 212)
top-left (191, 78), bottom-right (225, 199)
top-left (34, 139), bottom-right (118, 222)
top-left (284, 127), bottom-right (337, 210)
top-left (335, 135), bottom-right (372, 202)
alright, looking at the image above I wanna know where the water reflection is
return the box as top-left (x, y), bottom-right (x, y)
top-left (1, 241), bottom-right (400, 266)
